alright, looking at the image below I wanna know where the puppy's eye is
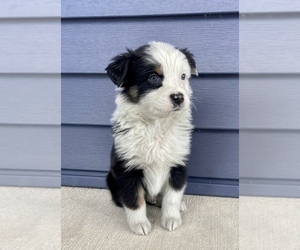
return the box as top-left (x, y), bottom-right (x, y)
top-left (181, 73), bottom-right (186, 80)
top-left (148, 74), bottom-right (160, 82)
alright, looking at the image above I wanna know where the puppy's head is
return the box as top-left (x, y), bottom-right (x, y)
top-left (106, 41), bottom-right (197, 116)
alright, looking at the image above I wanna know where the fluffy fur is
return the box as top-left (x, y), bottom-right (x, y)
top-left (106, 41), bottom-right (197, 235)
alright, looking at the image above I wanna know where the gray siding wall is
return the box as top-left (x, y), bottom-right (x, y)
top-left (1, 1), bottom-right (298, 197)
top-left (239, 1), bottom-right (300, 197)
top-left (61, 0), bottom-right (239, 197)
top-left (0, 2), bottom-right (61, 187)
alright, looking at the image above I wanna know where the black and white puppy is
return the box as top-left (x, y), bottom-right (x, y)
top-left (106, 41), bottom-right (197, 235)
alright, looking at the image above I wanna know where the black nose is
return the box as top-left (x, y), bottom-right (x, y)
top-left (170, 92), bottom-right (184, 106)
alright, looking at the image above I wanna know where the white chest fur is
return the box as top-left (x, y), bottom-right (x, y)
top-left (112, 98), bottom-right (193, 196)
top-left (114, 114), bottom-right (191, 168)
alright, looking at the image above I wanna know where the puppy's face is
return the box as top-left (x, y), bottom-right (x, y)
top-left (106, 42), bottom-right (197, 116)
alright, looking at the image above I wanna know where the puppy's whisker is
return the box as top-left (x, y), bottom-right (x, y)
top-left (190, 99), bottom-right (198, 111)
top-left (191, 96), bottom-right (201, 104)
top-left (191, 102), bottom-right (197, 111)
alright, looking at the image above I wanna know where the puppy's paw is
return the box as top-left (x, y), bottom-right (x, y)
top-left (180, 201), bottom-right (187, 212)
top-left (129, 220), bottom-right (152, 236)
top-left (161, 217), bottom-right (182, 231)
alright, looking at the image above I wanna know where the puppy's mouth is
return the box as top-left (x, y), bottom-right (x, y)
top-left (172, 102), bottom-right (186, 111)
top-left (172, 106), bottom-right (181, 112)
top-left (155, 105), bottom-right (185, 113)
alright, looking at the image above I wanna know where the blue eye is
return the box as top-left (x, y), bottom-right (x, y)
top-left (181, 73), bottom-right (186, 80)
top-left (148, 74), bottom-right (160, 82)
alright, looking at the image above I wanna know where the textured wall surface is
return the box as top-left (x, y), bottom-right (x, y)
top-left (0, 1), bottom-right (61, 187)
top-left (239, 0), bottom-right (300, 197)
top-left (61, 0), bottom-right (239, 197)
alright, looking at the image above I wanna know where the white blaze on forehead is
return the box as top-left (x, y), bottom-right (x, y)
top-left (145, 42), bottom-right (191, 79)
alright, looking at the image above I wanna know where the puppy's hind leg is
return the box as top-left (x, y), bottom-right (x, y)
top-left (106, 171), bottom-right (123, 207)
top-left (145, 193), bottom-right (187, 211)
top-left (145, 193), bottom-right (163, 207)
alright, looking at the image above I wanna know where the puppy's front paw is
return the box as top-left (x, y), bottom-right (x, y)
top-left (129, 220), bottom-right (152, 236)
top-left (161, 217), bottom-right (182, 231)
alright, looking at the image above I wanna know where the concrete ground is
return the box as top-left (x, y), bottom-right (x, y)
top-left (1, 186), bottom-right (299, 249)
top-left (61, 187), bottom-right (238, 250)
top-left (0, 186), bottom-right (61, 250)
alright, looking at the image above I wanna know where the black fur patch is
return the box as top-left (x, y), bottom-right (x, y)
top-left (105, 52), bottom-right (132, 87)
top-left (169, 165), bottom-right (187, 191)
top-left (106, 171), bottom-right (123, 207)
top-left (106, 145), bottom-right (144, 209)
top-left (179, 48), bottom-right (197, 76)
top-left (106, 44), bottom-right (163, 103)
top-left (112, 122), bottom-right (130, 135)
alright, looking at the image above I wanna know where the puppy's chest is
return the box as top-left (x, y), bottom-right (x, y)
top-left (135, 128), bottom-right (173, 163)
top-left (115, 122), bottom-right (190, 168)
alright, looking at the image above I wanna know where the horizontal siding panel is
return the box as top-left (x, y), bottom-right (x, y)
top-left (0, 74), bottom-right (60, 125)
top-left (240, 75), bottom-right (300, 129)
top-left (0, 19), bottom-right (61, 73)
top-left (0, 169), bottom-right (60, 187)
top-left (62, 125), bottom-right (238, 179)
top-left (192, 75), bottom-right (238, 129)
top-left (0, 0), bottom-right (60, 18)
top-left (61, 125), bottom-right (113, 172)
top-left (62, 74), bottom-right (238, 129)
top-left (189, 129), bottom-right (238, 179)
top-left (186, 177), bottom-right (238, 197)
top-left (62, 0), bottom-right (238, 18)
top-left (240, 179), bottom-right (300, 198)
top-left (240, 130), bottom-right (300, 179)
top-left (62, 75), bottom-right (115, 126)
top-left (240, 14), bottom-right (300, 73)
top-left (62, 15), bottom-right (238, 74)
top-left (0, 125), bottom-right (61, 171)
top-left (240, 0), bottom-right (300, 13)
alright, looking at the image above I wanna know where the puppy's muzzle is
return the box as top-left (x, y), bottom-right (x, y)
top-left (170, 92), bottom-right (184, 108)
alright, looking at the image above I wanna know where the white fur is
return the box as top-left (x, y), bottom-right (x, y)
top-left (125, 203), bottom-right (151, 235)
top-left (112, 42), bottom-right (193, 172)
top-left (161, 185), bottom-right (186, 231)
top-left (113, 98), bottom-right (192, 169)
top-left (112, 42), bottom-right (194, 234)
top-left (143, 42), bottom-right (193, 116)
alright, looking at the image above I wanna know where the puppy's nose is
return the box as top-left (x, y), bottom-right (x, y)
top-left (170, 92), bottom-right (184, 106)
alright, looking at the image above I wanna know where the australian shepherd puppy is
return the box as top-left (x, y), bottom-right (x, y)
top-left (106, 41), bottom-right (197, 235)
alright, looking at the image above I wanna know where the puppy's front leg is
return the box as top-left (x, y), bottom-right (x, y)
top-left (161, 165), bottom-right (187, 231)
top-left (124, 187), bottom-right (151, 235)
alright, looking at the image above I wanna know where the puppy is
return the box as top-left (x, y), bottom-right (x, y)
top-left (106, 41), bottom-right (197, 235)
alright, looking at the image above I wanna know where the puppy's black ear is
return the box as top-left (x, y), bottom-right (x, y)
top-left (106, 51), bottom-right (132, 87)
top-left (180, 48), bottom-right (198, 76)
